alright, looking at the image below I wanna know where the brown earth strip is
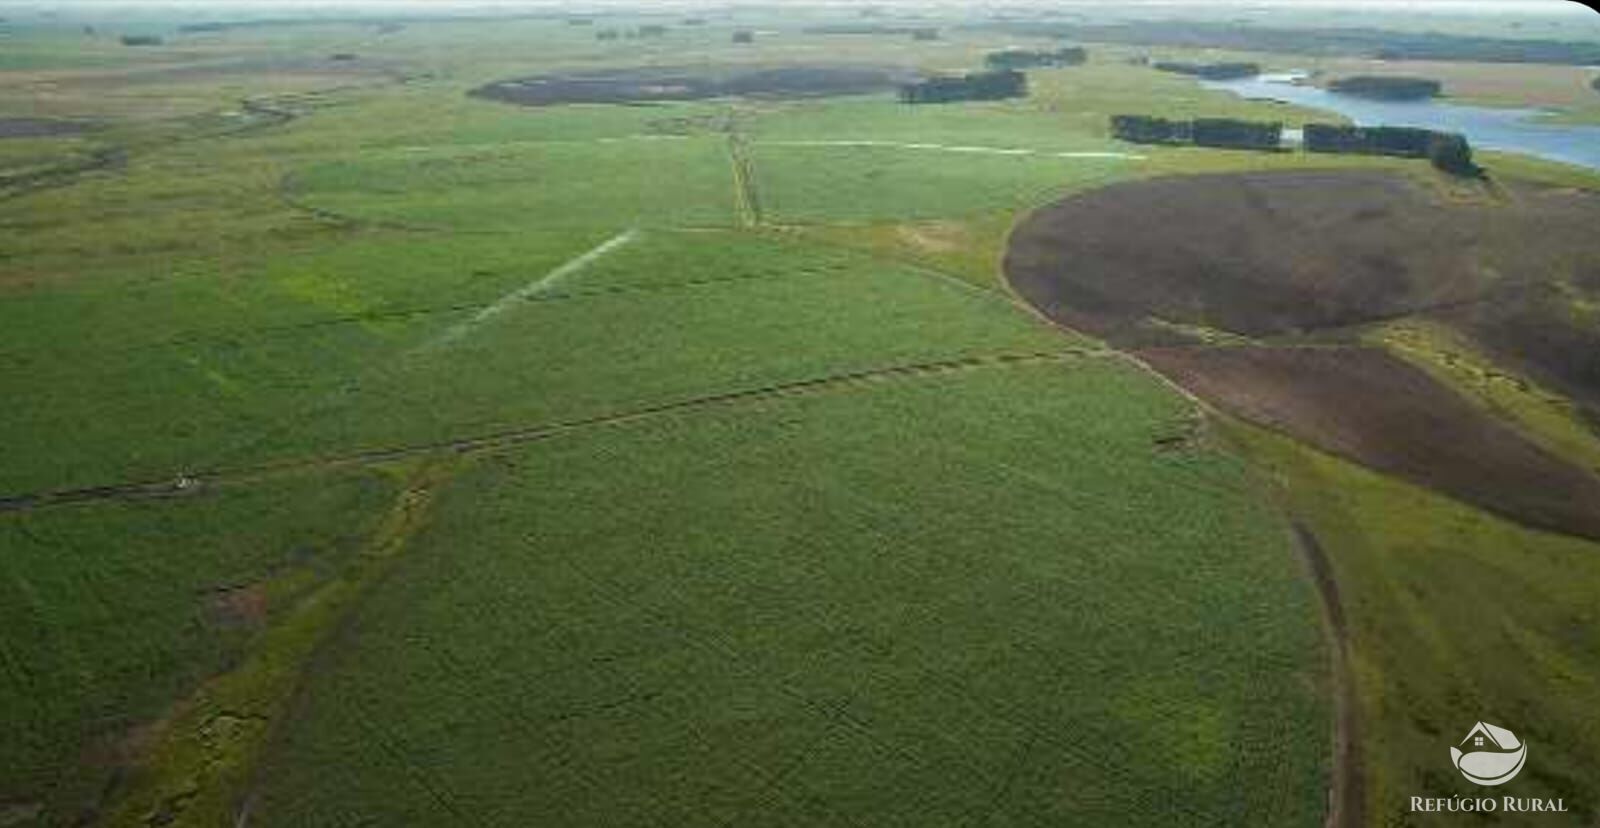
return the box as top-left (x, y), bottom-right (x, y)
top-left (1140, 345), bottom-right (1600, 540)
top-left (1291, 523), bottom-right (1362, 828)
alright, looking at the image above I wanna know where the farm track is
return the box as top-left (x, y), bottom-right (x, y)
top-left (727, 130), bottom-right (764, 226)
top-left (0, 348), bottom-right (1104, 514)
top-left (761, 139), bottom-right (1146, 160)
top-left (1291, 524), bottom-right (1362, 828)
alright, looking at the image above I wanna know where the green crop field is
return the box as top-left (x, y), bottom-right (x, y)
top-left (245, 360), bottom-right (1329, 828)
top-left (3, 6), bottom-right (1599, 827)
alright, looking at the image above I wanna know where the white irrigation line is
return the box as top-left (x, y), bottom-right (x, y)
top-left (761, 139), bottom-right (1145, 160)
top-left (420, 229), bottom-right (638, 350)
top-left (393, 135), bottom-right (691, 153)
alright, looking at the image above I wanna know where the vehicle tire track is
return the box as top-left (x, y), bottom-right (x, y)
top-left (0, 349), bottom-right (1104, 514)
top-left (726, 120), bottom-right (764, 226)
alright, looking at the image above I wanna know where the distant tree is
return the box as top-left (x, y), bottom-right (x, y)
top-left (1304, 122), bottom-right (1478, 174)
top-left (1592, 75), bottom-right (1600, 94)
top-left (596, 28), bottom-right (620, 41)
top-left (566, 17), bottom-right (593, 26)
top-left (1110, 114), bottom-right (1191, 144)
top-left (900, 70), bottom-right (1026, 104)
top-left (985, 47), bottom-right (1087, 70)
top-left (636, 24), bottom-right (667, 38)
top-left (1152, 61), bottom-right (1259, 80)
top-left (1426, 132), bottom-right (1481, 176)
top-left (1327, 75), bottom-right (1442, 100)
top-left (732, 29), bottom-right (754, 44)
top-left (910, 27), bottom-right (940, 41)
top-left (1192, 117), bottom-right (1282, 150)
top-left (119, 34), bottom-right (162, 46)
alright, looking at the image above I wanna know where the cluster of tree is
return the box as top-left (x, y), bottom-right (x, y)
top-left (910, 28), bottom-right (941, 41)
top-left (1111, 115), bottom-right (1283, 150)
top-left (984, 47), bottom-right (1087, 70)
top-left (732, 29), bottom-right (754, 43)
top-left (899, 70), bottom-right (1026, 104)
top-left (1193, 118), bottom-right (1282, 149)
top-left (596, 25), bottom-right (668, 41)
top-left (1593, 76), bottom-right (1600, 94)
top-left (972, 21), bottom-right (1600, 66)
top-left (1151, 61), bottom-right (1260, 80)
top-left (1109, 114), bottom-right (1191, 144)
top-left (1326, 75), bottom-right (1441, 100)
top-left (118, 34), bottom-right (162, 46)
top-left (1304, 123), bottom-right (1479, 175)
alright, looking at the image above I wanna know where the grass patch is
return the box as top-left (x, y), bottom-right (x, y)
top-left (1221, 418), bottom-right (1600, 824)
top-left (1369, 319), bottom-right (1600, 474)
top-left (0, 469), bottom-right (399, 824)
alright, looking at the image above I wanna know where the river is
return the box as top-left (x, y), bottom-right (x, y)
top-left (1200, 72), bottom-right (1600, 171)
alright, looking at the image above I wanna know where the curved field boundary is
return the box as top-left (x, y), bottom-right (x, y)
top-left (0, 348), bottom-right (1104, 514)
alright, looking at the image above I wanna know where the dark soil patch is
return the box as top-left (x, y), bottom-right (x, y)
top-left (1006, 169), bottom-right (1600, 409)
top-left (0, 118), bottom-right (96, 139)
top-left (471, 64), bottom-right (916, 106)
top-left (1142, 346), bottom-right (1600, 539)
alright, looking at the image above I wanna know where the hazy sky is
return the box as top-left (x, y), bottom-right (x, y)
top-left (8, 0), bottom-right (1597, 18)
top-left (10, 0), bottom-right (1592, 6)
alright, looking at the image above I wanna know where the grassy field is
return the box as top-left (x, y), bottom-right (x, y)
top-left (1222, 419), bottom-right (1600, 825)
top-left (247, 360), bottom-right (1329, 828)
top-left (3, 7), bottom-right (1599, 827)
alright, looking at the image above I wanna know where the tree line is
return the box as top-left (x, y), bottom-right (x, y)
top-left (1327, 75), bottom-right (1442, 100)
top-left (899, 70), bottom-right (1027, 104)
top-left (1110, 115), bottom-right (1281, 150)
top-left (1304, 124), bottom-right (1479, 175)
top-left (1110, 114), bottom-right (1480, 176)
top-left (985, 47), bottom-right (1087, 70)
top-left (1149, 61), bottom-right (1260, 80)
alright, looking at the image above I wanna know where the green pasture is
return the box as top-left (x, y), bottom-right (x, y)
top-left (0, 469), bottom-right (398, 821)
top-left (249, 360), bottom-right (1329, 828)
top-left (1224, 420), bottom-right (1600, 825)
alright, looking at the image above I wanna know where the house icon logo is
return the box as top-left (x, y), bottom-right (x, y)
top-left (1451, 722), bottom-right (1527, 786)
